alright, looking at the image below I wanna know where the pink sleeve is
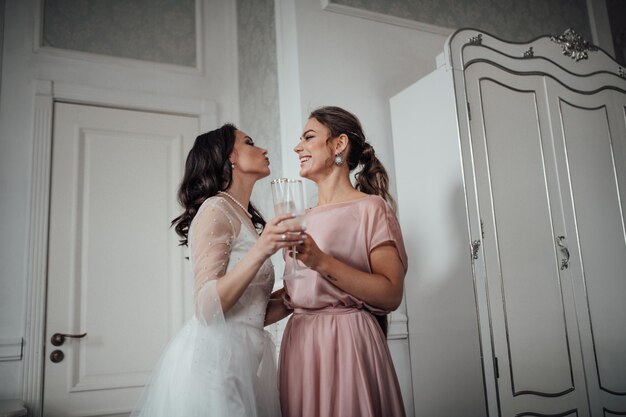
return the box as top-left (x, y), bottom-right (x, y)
top-left (189, 198), bottom-right (240, 326)
top-left (368, 198), bottom-right (408, 273)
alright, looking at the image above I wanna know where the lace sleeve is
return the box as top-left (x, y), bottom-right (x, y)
top-left (190, 198), bottom-right (240, 326)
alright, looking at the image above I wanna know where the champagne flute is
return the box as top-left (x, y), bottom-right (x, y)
top-left (271, 178), bottom-right (306, 279)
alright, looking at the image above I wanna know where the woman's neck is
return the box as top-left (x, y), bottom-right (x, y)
top-left (223, 180), bottom-right (253, 209)
top-left (315, 171), bottom-right (361, 206)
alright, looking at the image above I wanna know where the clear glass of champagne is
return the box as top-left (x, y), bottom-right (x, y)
top-left (271, 178), bottom-right (306, 280)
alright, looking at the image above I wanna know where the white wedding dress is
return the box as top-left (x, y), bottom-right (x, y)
top-left (131, 196), bottom-right (281, 417)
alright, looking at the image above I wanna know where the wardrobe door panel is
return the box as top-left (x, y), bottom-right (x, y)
top-left (480, 80), bottom-right (572, 393)
top-left (552, 87), bottom-right (626, 413)
top-left (465, 63), bottom-right (589, 417)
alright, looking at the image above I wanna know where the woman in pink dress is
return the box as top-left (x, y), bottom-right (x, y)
top-left (278, 106), bottom-right (408, 417)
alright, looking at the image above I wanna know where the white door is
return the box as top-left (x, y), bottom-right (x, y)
top-left (44, 102), bottom-right (198, 417)
top-left (546, 81), bottom-right (626, 415)
top-left (465, 63), bottom-right (590, 416)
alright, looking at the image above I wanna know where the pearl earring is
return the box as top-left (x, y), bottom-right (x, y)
top-left (334, 154), bottom-right (343, 166)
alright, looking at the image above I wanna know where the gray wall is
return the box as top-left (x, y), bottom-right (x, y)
top-left (606, 0), bottom-right (625, 65)
top-left (43, 0), bottom-right (196, 66)
top-left (236, 0), bottom-right (281, 219)
top-left (0, 0), bottom-right (4, 108)
top-left (332, 0), bottom-right (591, 41)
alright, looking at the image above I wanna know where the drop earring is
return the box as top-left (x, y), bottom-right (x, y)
top-left (334, 154), bottom-right (343, 166)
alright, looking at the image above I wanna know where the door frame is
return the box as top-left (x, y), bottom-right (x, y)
top-left (22, 79), bottom-right (216, 417)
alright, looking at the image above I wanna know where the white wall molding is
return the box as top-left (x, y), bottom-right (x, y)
top-left (320, 0), bottom-right (453, 36)
top-left (0, 339), bottom-right (24, 362)
top-left (52, 81), bottom-right (216, 117)
top-left (388, 311), bottom-right (409, 340)
top-left (34, 46), bottom-right (203, 76)
top-left (275, 0), bottom-right (304, 181)
top-left (21, 79), bottom-right (53, 417)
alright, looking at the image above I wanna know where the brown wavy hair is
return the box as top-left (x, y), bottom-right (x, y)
top-left (309, 106), bottom-right (395, 334)
top-left (171, 124), bottom-right (265, 246)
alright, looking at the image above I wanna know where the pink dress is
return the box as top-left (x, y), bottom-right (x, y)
top-left (279, 195), bottom-right (408, 417)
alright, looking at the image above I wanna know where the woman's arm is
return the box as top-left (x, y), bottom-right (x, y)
top-left (193, 204), bottom-right (304, 320)
top-left (264, 288), bottom-right (293, 326)
top-left (215, 217), bottom-right (304, 313)
top-left (295, 236), bottom-right (405, 311)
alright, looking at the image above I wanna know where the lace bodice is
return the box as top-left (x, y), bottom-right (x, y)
top-left (189, 196), bottom-right (274, 329)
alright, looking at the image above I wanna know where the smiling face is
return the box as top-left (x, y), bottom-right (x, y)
top-left (230, 130), bottom-right (270, 180)
top-left (294, 118), bottom-right (342, 181)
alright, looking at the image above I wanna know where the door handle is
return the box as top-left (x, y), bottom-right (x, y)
top-left (555, 236), bottom-right (570, 270)
top-left (51, 332), bottom-right (87, 347)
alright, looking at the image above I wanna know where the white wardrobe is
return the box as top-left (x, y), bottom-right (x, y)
top-left (391, 29), bottom-right (626, 417)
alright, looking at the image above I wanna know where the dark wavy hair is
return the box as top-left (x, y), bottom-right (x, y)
top-left (309, 106), bottom-right (395, 334)
top-left (171, 124), bottom-right (265, 246)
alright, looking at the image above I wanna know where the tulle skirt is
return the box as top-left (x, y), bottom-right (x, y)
top-left (131, 317), bottom-right (281, 417)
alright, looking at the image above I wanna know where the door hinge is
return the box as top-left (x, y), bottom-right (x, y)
top-left (467, 102), bottom-right (472, 120)
top-left (494, 357), bottom-right (499, 379)
top-left (471, 240), bottom-right (481, 260)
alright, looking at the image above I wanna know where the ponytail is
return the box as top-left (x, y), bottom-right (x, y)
top-left (353, 142), bottom-right (396, 212)
top-left (353, 142), bottom-right (394, 335)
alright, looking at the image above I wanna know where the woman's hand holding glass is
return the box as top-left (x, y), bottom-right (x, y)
top-left (291, 232), bottom-right (325, 271)
top-left (253, 213), bottom-right (306, 260)
top-left (271, 178), bottom-right (307, 279)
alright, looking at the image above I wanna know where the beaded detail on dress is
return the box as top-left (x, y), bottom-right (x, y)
top-left (190, 196), bottom-right (274, 328)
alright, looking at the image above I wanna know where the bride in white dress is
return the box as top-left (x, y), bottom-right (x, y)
top-left (131, 124), bottom-right (300, 417)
